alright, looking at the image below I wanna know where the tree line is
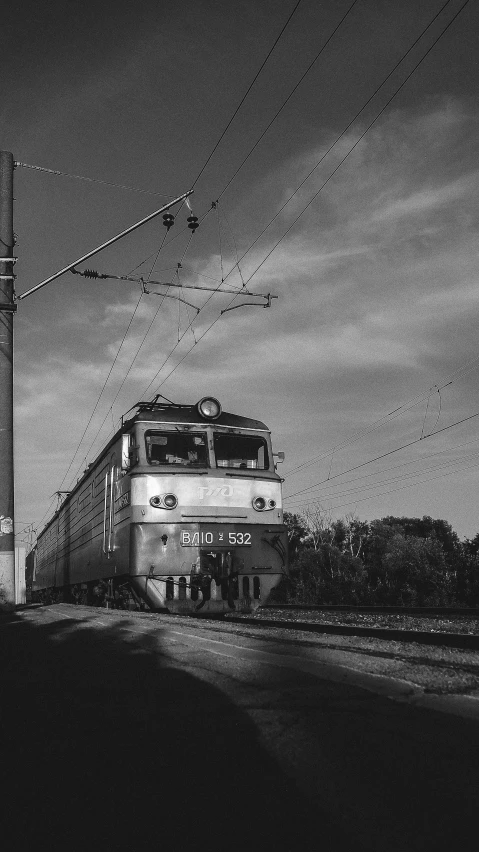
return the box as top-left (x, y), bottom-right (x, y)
top-left (274, 508), bottom-right (479, 607)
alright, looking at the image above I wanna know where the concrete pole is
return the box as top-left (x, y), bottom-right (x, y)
top-left (0, 152), bottom-right (15, 610)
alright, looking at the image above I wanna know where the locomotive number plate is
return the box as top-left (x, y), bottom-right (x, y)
top-left (180, 530), bottom-right (252, 546)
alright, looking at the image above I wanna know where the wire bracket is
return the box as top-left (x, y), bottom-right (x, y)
top-left (141, 280), bottom-right (200, 314)
top-left (221, 293), bottom-right (277, 315)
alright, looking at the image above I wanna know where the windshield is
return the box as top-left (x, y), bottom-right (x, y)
top-left (145, 431), bottom-right (208, 467)
top-left (214, 433), bottom-right (269, 470)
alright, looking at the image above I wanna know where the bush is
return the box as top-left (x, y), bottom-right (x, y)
top-left (286, 545), bottom-right (368, 605)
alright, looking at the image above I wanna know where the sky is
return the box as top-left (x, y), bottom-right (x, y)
top-left (3, 0), bottom-right (479, 546)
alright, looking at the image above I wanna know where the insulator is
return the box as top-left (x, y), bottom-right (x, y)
top-left (84, 269), bottom-right (100, 279)
top-left (187, 215), bottom-right (199, 232)
top-left (163, 213), bottom-right (175, 229)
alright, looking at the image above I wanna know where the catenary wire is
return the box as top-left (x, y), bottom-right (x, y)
top-left (73, 207), bottom-right (210, 464)
top-left (60, 289), bottom-right (145, 491)
top-left (142, 201), bottom-right (252, 396)
top-left (285, 449), bottom-right (479, 507)
top-left (285, 390), bottom-right (437, 478)
top-left (286, 435), bottom-right (479, 499)
top-left (284, 345), bottom-right (479, 482)
top-left (15, 161), bottom-right (176, 198)
top-left (284, 408), bottom-right (479, 500)
top-left (62, 198), bottom-right (196, 484)
top-left (62, 203), bottom-right (189, 486)
top-left (191, 0), bottom-right (304, 188)
top-left (239, 0), bottom-right (470, 290)
top-left (216, 0), bottom-right (455, 260)
top-left (217, 0), bottom-right (385, 201)
top-left (147, 1), bottom-right (468, 393)
top-left (65, 227), bottom-right (175, 486)
top-left (285, 459), bottom-right (479, 514)
top-left (134, 203), bottom-right (244, 400)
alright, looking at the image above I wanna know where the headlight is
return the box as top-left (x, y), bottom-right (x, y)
top-left (252, 497), bottom-right (276, 511)
top-left (197, 396), bottom-right (222, 420)
top-left (150, 494), bottom-right (178, 509)
top-left (163, 493), bottom-right (178, 509)
top-left (253, 497), bottom-right (266, 510)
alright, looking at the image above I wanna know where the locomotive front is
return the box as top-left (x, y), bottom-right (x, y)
top-left (128, 397), bottom-right (287, 612)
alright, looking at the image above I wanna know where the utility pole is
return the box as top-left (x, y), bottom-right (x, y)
top-left (0, 151), bottom-right (15, 610)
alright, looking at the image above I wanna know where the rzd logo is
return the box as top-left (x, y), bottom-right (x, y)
top-left (198, 485), bottom-right (234, 499)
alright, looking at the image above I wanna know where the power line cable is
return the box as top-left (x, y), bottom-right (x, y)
top-left (65, 227), bottom-right (176, 485)
top-left (60, 290), bottom-right (144, 490)
top-left (145, 202), bottom-right (251, 394)
top-left (62, 204), bottom-right (198, 483)
top-left (152, 289), bottom-right (243, 394)
top-left (285, 449), bottom-right (479, 507)
top-left (216, 0), bottom-right (368, 201)
top-left (191, 0), bottom-right (304, 188)
top-left (240, 0), bottom-right (470, 290)
top-left (286, 435), bottom-right (479, 498)
top-left (285, 391), bottom-right (433, 479)
top-left (140, 226), bottom-right (240, 397)
top-left (65, 207), bottom-right (210, 475)
top-left (285, 407), bottom-right (479, 500)
top-left (73, 209), bottom-right (206, 464)
top-left (15, 161), bottom-right (176, 197)
top-left (285, 458), bottom-right (479, 514)
top-left (217, 0), bottom-right (459, 283)
top-left (284, 342), bottom-right (479, 482)
top-left (148, 1), bottom-right (468, 392)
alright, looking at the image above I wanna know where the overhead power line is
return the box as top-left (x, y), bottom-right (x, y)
top-left (217, 0), bottom-right (461, 285)
top-left (147, 0), bottom-right (470, 395)
top-left (284, 337), bottom-right (479, 484)
top-left (60, 291), bottom-right (145, 492)
top-left (191, 0), bottom-right (304, 188)
top-left (284, 458), bottom-right (479, 514)
top-left (216, 0), bottom-right (362, 201)
top-left (285, 449), bottom-right (479, 507)
top-left (65, 254), bottom-right (173, 489)
top-left (285, 408), bottom-right (479, 501)
top-left (238, 0), bottom-right (470, 290)
top-left (286, 435), bottom-right (479, 499)
top-left (15, 161), bottom-right (176, 198)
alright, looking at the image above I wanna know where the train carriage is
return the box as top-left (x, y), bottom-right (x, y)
top-left (32, 396), bottom-right (288, 612)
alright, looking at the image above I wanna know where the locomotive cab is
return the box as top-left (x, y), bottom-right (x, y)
top-left (126, 397), bottom-right (287, 613)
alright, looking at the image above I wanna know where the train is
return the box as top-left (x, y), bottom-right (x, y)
top-left (29, 395), bottom-right (288, 613)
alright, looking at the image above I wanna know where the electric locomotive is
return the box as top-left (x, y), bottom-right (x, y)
top-left (31, 396), bottom-right (287, 612)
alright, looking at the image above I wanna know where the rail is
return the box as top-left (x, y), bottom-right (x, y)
top-left (31, 602), bottom-right (479, 650)
top-left (260, 604), bottom-right (479, 616)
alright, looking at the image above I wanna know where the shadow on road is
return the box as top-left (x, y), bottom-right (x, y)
top-left (0, 608), bottom-right (355, 852)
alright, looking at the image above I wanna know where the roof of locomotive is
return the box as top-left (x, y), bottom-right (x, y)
top-left (126, 402), bottom-right (269, 431)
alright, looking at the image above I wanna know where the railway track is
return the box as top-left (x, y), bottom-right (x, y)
top-left (260, 604), bottom-right (479, 615)
top-left (217, 605), bottom-right (479, 650)
top-left (22, 601), bottom-right (479, 649)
